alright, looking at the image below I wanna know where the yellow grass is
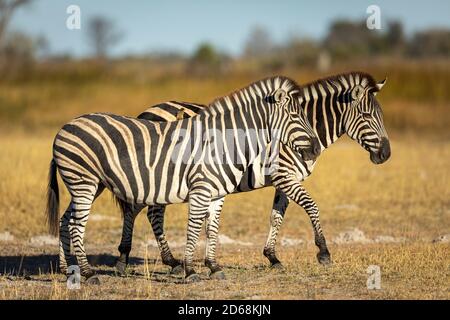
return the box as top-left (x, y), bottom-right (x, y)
top-left (0, 65), bottom-right (449, 299)
top-left (0, 133), bottom-right (448, 299)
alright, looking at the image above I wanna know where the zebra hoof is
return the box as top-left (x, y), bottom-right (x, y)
top-left (271, 262), bottom-right (285, 270)
top-left (317, 252), bottom-right (332, 265)
top-left (209, 270), bottom-right (226, 280)
top-left (115, 260), bottom-right (128, 276)
top-left (185, 273), bottom-right (201, 283)
top-left (85, 275), bottom-right (100, 285)
top-left (170, 264), bottom-right (184, 275)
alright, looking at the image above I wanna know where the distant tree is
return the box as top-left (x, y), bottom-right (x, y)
top-left (3, 30), bottom-right (34, 58)
top-left (191, 43), bottom-right (219, 65)
top-left (285, 36), bottom-right (322, 66)
top-left (243, 26), bottom-right (273, 57)
top-left (385, 20), bottom-right (405, 54)
top-left (1, 30), bottom-right (36, 76)
top-left (86, 16), bottom-right (122, 59)
top-left (189, 42), bottom-right (226, 75)
top-left (324, 19), bottom-right (384, 58)
top-left (408, 29), bottom-right (450, 58)
top-left (386, 21), bottom-right (404, 47)
top-left (0, 0), bottom-right (32, 49)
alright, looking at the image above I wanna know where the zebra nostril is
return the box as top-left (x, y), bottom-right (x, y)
top-left (312, 138), bottom-right (321, 156)
top-left (379, 137), bottom-right (391, 161)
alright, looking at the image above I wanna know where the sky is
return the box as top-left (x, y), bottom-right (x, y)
top-left (9, 0), bottom-right (450, 57)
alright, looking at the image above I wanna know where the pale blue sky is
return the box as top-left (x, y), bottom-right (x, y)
top-left (9, 0), bottom-right (450, 57)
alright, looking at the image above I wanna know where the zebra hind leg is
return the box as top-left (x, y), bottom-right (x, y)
top-left (147, 205), bottom-right (183, 274)
top-left (59, 205), bottom-right (72, 275)
top-left (68, 187), bottom-right (99, 284)
top-left (184, 184), bottom-right (211, 283)
top-left (263, 190), bottom-right (289, 269)
top-left (116, 202), bottom-right (145, 276)
top-left (204, 198), bottom-right (225, 280)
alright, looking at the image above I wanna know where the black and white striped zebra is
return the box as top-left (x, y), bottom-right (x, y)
top-left (112, 71), bottom-right (391, 275)
top-left (46, 76), bottom-right (321, 283)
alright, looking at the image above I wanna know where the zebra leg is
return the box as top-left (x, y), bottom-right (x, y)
top-left (59, 204), bottom-right (72, 275)
top-left (204, 197), bottom-right (225, 280)
top-left (276, 183), bottom-right (331, 265)
top-left (263, 189), bottom-right (289, 268)
top-left (59, 184), bottom-right (105, 275)
top-left (184, 184), bottom-right (211, 282)
top-left (147, 205), bottom-right (183, 274)
top-left (68, 188), bottom-right (99, 284)
top-left (116, 203), bottom-right (145, 275)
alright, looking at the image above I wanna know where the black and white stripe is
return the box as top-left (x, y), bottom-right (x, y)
top-left (111, 71), bottom-right (391, 273)
top-left (46, 76), bottom-right (320, 282)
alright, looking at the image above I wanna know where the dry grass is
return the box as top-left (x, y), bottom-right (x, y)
top-left (0, 64), bottom-right (449, 299)
top-left (1, 62), bottom-right (450, 136)
top-left (0, 243), bottom-right (448, 299)
top-left (0, 133), bottom-right (448, 300)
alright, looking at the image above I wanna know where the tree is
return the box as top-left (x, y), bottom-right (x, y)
top-left (386, 20), bottom-right (405, 54)
top-left (243, 26), bottom-right (273, 57)
top-left (86, 16), bottom-right (122, 59)
top-left (189, 42), bottom-right (225, 76)
top-left (0, 0), bottom-right (32, 49)
top-left (408, 29), bottom-right (450, 58)
top-left (324, 19), bottom-right (384, 58)
top-left (285, 36), bottom-right (322, 66)
top-left (192, 43), bottom-right (219, 64)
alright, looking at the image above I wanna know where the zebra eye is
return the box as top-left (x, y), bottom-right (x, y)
top-left (362, 112), bottom-right (372, 120)
top-left (289, 111), bottom-right (299, 120)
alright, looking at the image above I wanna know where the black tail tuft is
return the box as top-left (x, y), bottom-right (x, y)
top-left (46, 159), bottom-right (60, 236)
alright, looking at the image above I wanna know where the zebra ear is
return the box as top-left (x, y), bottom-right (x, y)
top-left (352, 85), bottom-right (365, 101)
top-left (274, 89), bottom-right (287, 104)
top-left (376, 77), bottom-right (387, 91)
top-left (176, 108), bottom-right (185, 120)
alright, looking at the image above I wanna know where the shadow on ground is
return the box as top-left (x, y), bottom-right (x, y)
top-left (0, 254), bottom-right (145, 276)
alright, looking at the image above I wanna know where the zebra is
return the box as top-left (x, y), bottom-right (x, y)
top-left (111, 71), bottom-right (391, 276)
top-left (46, 76), bottom-right (321, 284)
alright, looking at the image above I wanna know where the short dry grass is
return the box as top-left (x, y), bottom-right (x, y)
top-left (0, 63), bottom-right (449, 299)
top-left (0, 133), bottom-right (448, 299)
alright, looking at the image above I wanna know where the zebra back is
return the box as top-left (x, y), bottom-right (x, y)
top-left (138, 101), bottom-right (206, 122)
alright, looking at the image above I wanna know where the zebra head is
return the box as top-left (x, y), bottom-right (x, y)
top-left (269, 80), bottom-right (321, 161)
top-left (343, 74), bottom-right (391, 164)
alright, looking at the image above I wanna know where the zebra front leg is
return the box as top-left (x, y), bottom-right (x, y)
top-left (276, 182), bottom-right (331, 265)
top-left (204, 197), bottom-right (225, 280)
top-left (147, 205), bottom-right (183, 274)
top-left (184, 184), bottom-right (211, 282)
top-left (263, 189), bottom-right (289, 268)
top-left (116, 203), bottom-right (145, 275)
top-left (300, 190), bottom-right (331, 265)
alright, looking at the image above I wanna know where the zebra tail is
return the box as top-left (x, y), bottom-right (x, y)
top-left (46, 159), bottom-right (60, 236)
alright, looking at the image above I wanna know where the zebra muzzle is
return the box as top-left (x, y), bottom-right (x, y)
top-left (370, 137), bottom-right (391, 164)
top-left (298, 138), bottom-right (321, 161)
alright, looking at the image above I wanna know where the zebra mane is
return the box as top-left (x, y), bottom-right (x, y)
top-left (203, 76), bottom-right (301, 115)
top-left (302, 71), bottom-right (379, 93)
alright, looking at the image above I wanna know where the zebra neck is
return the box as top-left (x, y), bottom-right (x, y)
top-left (201, 99), bottom-right (272, 154)
top-left (153, 102), bottom-right (271, 167)
top-left (301, 85), bottom-right (347, 149)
